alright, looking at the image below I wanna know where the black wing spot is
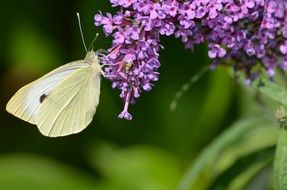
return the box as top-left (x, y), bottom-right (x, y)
top-left (40, 94), bottom-right (48, 103)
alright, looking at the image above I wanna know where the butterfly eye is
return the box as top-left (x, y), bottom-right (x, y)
top-left (40, 94), bottom-right (48, 103)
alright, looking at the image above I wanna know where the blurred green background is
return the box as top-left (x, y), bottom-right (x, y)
top-left (0, 1), bottom-right (281, 190)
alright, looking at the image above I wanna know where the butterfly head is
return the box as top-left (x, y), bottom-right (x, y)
top-left (85, 51), bottom-right (102, 74)
top-left (85, 51), bottom-right (99, 63)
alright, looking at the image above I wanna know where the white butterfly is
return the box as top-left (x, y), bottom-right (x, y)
top-left (6, 51), bottom-right (103, 137)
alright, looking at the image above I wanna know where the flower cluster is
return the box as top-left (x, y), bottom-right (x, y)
top-left (95, 0), bottom-right (287, 120)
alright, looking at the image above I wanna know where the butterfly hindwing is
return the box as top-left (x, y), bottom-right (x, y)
top-left (36, 66), bottom-right (100, 137)
top-left (6, 61), bottom-right (89, 124)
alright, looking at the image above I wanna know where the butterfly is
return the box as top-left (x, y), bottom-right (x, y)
top-left (6, 13), bottom-right (105, 137)
top-left (6, 51), bottom-right (103, 137)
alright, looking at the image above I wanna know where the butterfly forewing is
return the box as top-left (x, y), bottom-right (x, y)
top-left (6, 61), bottom-right (89, 124)
top-left (36, 66), bottom-right (100, 137)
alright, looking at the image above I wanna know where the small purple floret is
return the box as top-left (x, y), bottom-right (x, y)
top-left (118, 111), bottom-right (132, 120)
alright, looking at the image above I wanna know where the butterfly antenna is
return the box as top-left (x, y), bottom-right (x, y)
top-left (88, 33), bottom-right (99, 51)
top-left (77, 12), bottom-right (88, 53)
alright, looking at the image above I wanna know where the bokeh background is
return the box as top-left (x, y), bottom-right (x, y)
top-left (0, 1), bottom-right (280, 190)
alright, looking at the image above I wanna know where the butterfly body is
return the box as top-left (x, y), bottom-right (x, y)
top-left (6, 51), bottom-right (102, 137)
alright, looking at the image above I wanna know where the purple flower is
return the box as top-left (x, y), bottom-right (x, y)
top-left (207, 1), bottom-right (222, 19)
top-left (118, 111), bottom-right (132, 120)
top-left (280, 41), bottom-right (287, 55)
top-left (118, 91), bottom-right (132, 120)
top-left (95, 13), bottom-right (113, 34)
top-left (180, 2), bottom-right (196, 19)
top-left (208, 44), bottom-right (226, 58)
top-left (95, 0), bottom-right (287, 119)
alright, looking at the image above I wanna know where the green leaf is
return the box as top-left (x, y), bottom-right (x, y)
top-left (192, 67), bottom-right (234, 147)
top-left (0, 154), bottom-right (99, 190)
top-left (177, 116), bottom-right (276, 190)
top-left (253, 78), bottom-right (287, 106)
top-left (88, 144), bottom-right (181, 190)
top-left (274, 129), bottom-right (287, 190)
top-left (210, 146), bottom-right (274, 190)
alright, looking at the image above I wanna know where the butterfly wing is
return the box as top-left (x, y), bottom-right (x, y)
top-left (36, 66), bottom-right (101, 137)
top-left (6, 61), bottom-right (88, 124)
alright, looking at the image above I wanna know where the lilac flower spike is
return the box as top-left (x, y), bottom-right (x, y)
top-left (96, 0), bottom-right (287, 119)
